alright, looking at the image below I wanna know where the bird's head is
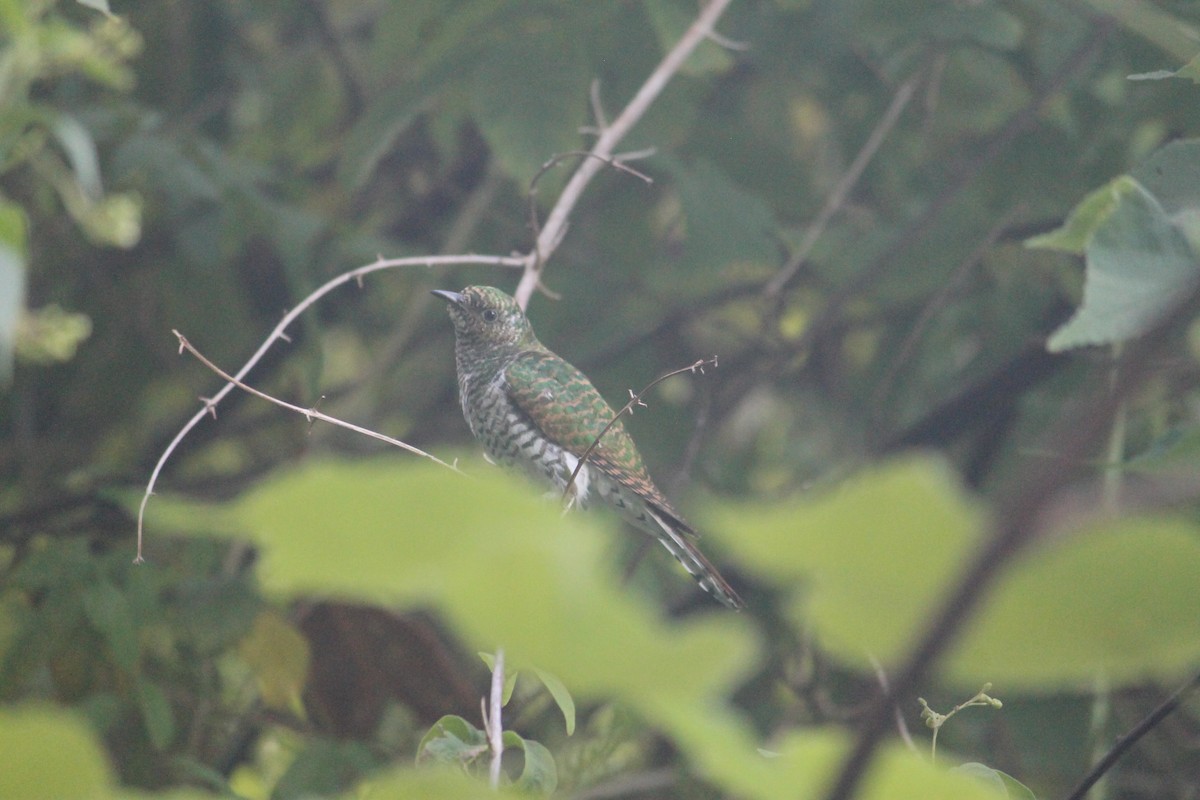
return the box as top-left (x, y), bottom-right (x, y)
top-left (431, 286), bottom-right (538, 352)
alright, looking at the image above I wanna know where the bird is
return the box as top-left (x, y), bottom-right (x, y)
top-left (432, 285), bottom-right (744, 610)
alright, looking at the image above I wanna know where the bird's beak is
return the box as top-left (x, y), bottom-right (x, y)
top-left (430, 289), bottom-right (466, 307)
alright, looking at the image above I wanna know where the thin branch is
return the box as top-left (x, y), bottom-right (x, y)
top-left (173, 331), bottom-right (463, 472)
top-left (135, 254), bottom-right (515, 562)
top-left (513, 0), bottom-right (737, 309)
top-left (487, 648), bottom-right (505, 789)
top-left (561, 357), bottom-right (718, 505)
top-left (1064, 669), bottom-right (1200, 800)
top-left (764, 73), bottom-right (921, 298)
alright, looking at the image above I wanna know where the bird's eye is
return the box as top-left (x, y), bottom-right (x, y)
top-left (482, 309), bottom-right (498, 322)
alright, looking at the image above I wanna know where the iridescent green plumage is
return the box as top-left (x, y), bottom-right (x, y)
top-left (433, 286), bottom-right (744, 610)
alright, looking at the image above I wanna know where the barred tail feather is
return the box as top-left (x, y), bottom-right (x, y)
top-left (647, 509), bottom-right (745, 610)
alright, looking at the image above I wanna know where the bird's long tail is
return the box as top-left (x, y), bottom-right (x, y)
top-left (647, 509), bottom-right (745, 610)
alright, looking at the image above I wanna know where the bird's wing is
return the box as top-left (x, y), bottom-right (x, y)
top-left (504, 350), bottom-right (692, 527)
top-left (504, 349), bottom-right (643, 469)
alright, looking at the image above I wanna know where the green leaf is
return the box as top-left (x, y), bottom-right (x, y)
top-left (417, 715), bottom-right (487, 767)
top-left (469, 16), bottom-right (588, 182)
top-left (135, 680), bottom-right (175, 751)
top-left (705, 456), bottom-right (982, 670)
top-left (272, 739), bottom-right (377, 800)
top-left (1025, 178), bottom-right (1124, 254)
top-left (532, 667), bottom-right (575, 736)
top-left (226, 458), bottom-right (757, 709)
top-left (0, 707), bottom-right (114, 798)
top-left (674, 725), bottom-right (1005, 800)
top-left (954, 763), bottom-right (1037, 799)
top-left (478, 652), bottom-right (518, 706)
top-left (1044, 177), bottom-right (1197, 352)
top-left (238, 610), bottom-right (310, 712)
top-left (948, 516), bottom-right (1200, 688)
top-left (80, 579), bottom-right (139, 673)
top-left (501, 731), bottom-right (558, 794)
top-left (196, 458), bottom-right (762, 795)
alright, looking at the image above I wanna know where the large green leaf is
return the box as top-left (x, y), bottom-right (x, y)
top-left (0, 707), bottom-right (114, 798)
top-left (223, 458), bottom-right (757, 708)
top-left (948, 515), bottom-right (1200, 688)
top-left (705, 456), bottom-right (983, 670)
top-left (659, 719), bottom-right (1003, 800)
top-left (708, 456), bottom-right (1200, 690)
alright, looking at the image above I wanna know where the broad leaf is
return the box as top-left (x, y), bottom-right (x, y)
top-left (1040, 177), bottom-right (1198, 351)
top-left (417, 715), bottom-right (487, 767)
top-left (501, 731), bottom-right (558, 794)
top-left (949, 515), bottom-right (1200, 688)
top-left (0, 708), bottom-right (113, 798)
top-left (705, 456), bottom-right (982, 670)
top-left (225, 458), bottom-right (758, 710)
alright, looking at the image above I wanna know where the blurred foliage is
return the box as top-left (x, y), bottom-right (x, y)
top-left (3, 0), bottom-right (1200, 798)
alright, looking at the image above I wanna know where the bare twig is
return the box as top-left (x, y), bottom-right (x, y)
top-left (1065, 669), bottom-right (1200, 800)
top-left (561, 357), bottom-right (718, 505)
top-left (514, 0), bottom-right (737, 309)
top-left (173, 331), bottom-right (463, 471)
top-left (763, 73), bottom-right (921, 299)
top-left (135, 254), bottom-right (515, 561)
top-left (487, 648), bottom-right (506, 789)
